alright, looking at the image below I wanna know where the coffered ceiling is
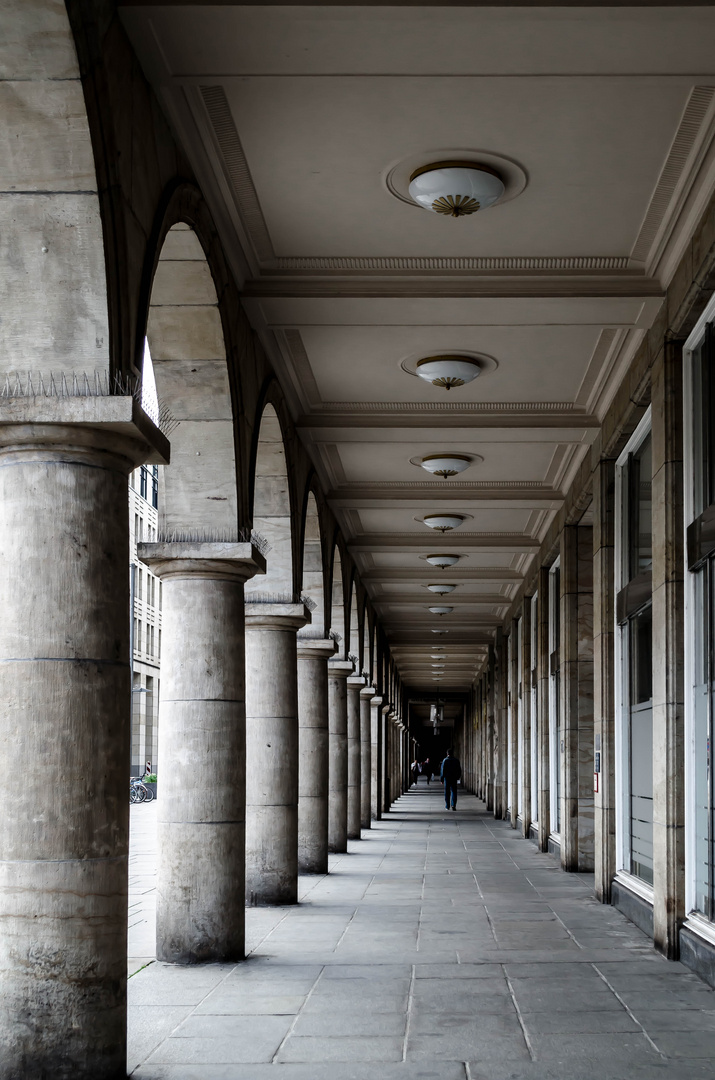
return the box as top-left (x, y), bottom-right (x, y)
top-left (121, 1), bottom-right (715, 692)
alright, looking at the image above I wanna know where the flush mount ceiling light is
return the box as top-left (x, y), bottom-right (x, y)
top-left (408, 161), bottom-right (505, 217)
top-left (425, 553), bottom-right (462, 569)
top-left (414, 453), bottom-right (475, 478)
top-left (422, 514), bottom-right (467, 533)
top-left (431, 629), bottom-right (450, 635)
top-left (429, 606), bottom-right (453, 616)
top-left (427, 583), bottom-right (456, 595)
top-left (416, 355), bottom-right (482, 390)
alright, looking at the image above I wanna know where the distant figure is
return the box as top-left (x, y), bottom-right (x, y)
top-left (423, 758), bottom-right (433, 785)
top-left (411, 760), bottom-right (420, 786)
top-left (440, 748), bottom-right (462, 811)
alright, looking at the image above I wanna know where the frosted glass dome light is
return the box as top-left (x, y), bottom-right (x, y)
top-left (427, 583), bottom-right (456, 594)
top-left (423, 514), bottom-right (466, 532)
top-left (409, 161), bottom-right (505, 217)
top-left (419, 454), bottom-right (472, 478)
top-left (416, 355), bottom-right (481, 390)
top-left (429, 606), bottom-right (453, 616)
top-left (426, 553), bottom-right (461, 569)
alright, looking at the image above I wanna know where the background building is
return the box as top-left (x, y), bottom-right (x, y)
top-left (129, 464), bottom-right (161, 777)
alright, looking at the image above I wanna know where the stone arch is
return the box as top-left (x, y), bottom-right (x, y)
top-left (301, 488), bottom-right (326, 636)
top-left (146, 220), bottom-right (238, 533)
top-left (363, 608), bottom-right (373, 683)
top-left (348, 580), bottom-right (361, 664)
top-left (248, 401), bottom-right (294, 597)
top-left (0, 3), bottom-right (109, 379)
top-left (330, 543), bottom-right (347, 659)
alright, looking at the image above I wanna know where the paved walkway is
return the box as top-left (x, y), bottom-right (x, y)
top-left (128, 784), bottom-right (715, 1079)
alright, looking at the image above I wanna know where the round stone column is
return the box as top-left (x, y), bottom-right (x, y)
top-left (328, 660), bottom-right (354, 852)
top-left (297, 637), bottom-right (337, 873)
top-left (137, 542), bottom-right (265, 963)
top-left (245, 602), bottom-right (310, 905)
top-left (360, 686), bottom-right (374, 829)
top-left (347, 675), bottom-right (364, 839)
top-left (0, 402), bottom-right (167, 1080)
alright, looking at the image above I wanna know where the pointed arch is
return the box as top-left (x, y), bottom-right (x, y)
top-left (247, 401), bottom-right (294, 597)
top-left (146, 221), bottom-right (238, 533)
top-left (348, 579), bottom-right (361, 665)
top-left (330, 544), bottom-right (346, 659)
top-left (363, 607), bottom-right (372, 684)
top-left (301, 488), bottom-right (326, 636)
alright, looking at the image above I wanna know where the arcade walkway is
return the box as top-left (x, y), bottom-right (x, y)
top-left (128, 786), bottom-right (715, 1079)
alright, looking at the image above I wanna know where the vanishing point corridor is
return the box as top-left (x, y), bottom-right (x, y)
top-left (127, 785), bottom-right (715, 1078)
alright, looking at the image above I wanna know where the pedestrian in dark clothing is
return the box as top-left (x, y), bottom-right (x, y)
top-left (424, 758), bottom-right (432, 785)
top-left (440, 748), bottom-right (462, 810)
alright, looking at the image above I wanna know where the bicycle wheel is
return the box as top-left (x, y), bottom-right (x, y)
top-left (143, 784), bottom-right (154, 802)
top-left (130, 786), bottom-right (141, 804)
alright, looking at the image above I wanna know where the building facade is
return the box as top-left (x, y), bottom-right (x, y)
top-left (129, 464), bottom-right (161, 777)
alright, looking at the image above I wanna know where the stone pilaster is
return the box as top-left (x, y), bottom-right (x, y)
top-left (652, 338), bottom-right (685, 959)
top-left (593, 455), bottom-right (617, 902)
top-left (245, 602), bottom-right (310, 905)
top-left (297, 637), bottom-right (337, 873)
top-left (521, 597), bottom-right (533, 838)
top-left (0, 398), bottom-right (167, 1079)
top-left (360, 686), bottom-right (374, 828)
top-left (510, 617), bottom-right (520, 828)
top-left (139, 542), bottom-right (265, 963)
top-left (347, 675), bottom-right (364, 839)
top-left (328, 659), bottom-right (354, 853)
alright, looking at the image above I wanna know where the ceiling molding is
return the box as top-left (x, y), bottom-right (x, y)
top-left (270, 255), bottom-right (630, 273)
top-left (243, 276), bottom-right (662, 299)
top-left (632, 85), bottom-right (715, 266)
top-left (199, 85), bottom-right (275, 264)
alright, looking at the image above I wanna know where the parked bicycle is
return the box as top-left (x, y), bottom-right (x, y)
top-left (130, 777), bottom-right (154, 803)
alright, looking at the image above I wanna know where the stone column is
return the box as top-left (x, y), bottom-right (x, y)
top-left (245, 601), bottom-right (310, 905)
top-left (537, 566), bottom-right (551, 852)
top-left (360, 686), bottom-right (374, 827)
top-left (297, 637), bottom-right (337, 874)
top-left (0, 399), bottom-right (167, 1079)
top-left (651, 338), bottom-right (685, 959)
top-left (593, 453), bottom-right (617, 902)
top-left (370, 695), bottom-right (383, 820)
top-left (347, 674), bottom-right (364, 839)
top-left (328, 659), bottom-right (353, 852)
top-left (138, 542), bottom-right (264, 964)
top-left (510, 617), bottom-right (519, 828)
top-left (486, 647), bottom-right (496, 813)
top-left (560, 525), bottom-right (595, 873)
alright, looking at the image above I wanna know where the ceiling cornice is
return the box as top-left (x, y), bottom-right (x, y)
top-left (348, 533), bottom-right (540, 552)
top-left (243, 275), bottom-right (662, 299)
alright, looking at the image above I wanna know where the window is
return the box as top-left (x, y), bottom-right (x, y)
top-left (140, 465), bottom-right (148, 501)
top-left (530, 592), bottom-right (539, 826)
top-left (151, 465), bottom-right (159, 509)
top-left (616, 411), bottom-right (653, 888)
top-left (685, 302), bottom-right (715, 922)
top-left (549, 560), bottom-right (561, 836)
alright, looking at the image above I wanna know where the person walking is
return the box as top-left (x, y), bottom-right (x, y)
top-left (440, 747), bottom-right (462, 811)
top-left (423, 758), bottom-right (432, 785)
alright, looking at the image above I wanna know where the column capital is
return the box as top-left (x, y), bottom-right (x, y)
top-left (0, 394), bottom-right (169, 468)
top-left (245, 600), bottom-right (311, 633)
top-left (370, 695), bottom-right (383, 708)
top-left (360, 685), bottom-right (376, 699)
top-left (139, 541), bottom-right (266, 584)
top-left (328, 659), bottom-right (355, 679)
top-left (296, 636), bottom-right (338, 661)
top-left (347, 674), bottom-right (366, 690)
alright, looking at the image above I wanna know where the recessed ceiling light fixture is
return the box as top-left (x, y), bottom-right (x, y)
top-left (422, 514), bottom-right (466, 532)
top-left (427, 584), bottom-right (456, 595)
top-left (416, 453), bottom-right (474, 478)
top-left (425, 553), bottom-right (462, 569)
top-left (409, 161), bottom-right (505, 217)
top-left (429, 606), bottom-right (453, 616)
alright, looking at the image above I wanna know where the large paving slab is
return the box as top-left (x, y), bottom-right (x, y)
top-left (128, 784), bottom-right (715, 1077)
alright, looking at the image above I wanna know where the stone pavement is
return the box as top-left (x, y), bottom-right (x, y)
top-left (128, 784), bottom-right (715, 1078)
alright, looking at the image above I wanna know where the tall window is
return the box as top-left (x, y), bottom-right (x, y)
top-left (507, 632), bottom-right (513, 817)
top-left (685, 304), bottom-right (715, 923)
top-left (530, 592), bottom-right (539, 826)
top-left (616, 410), bottom-right (653, 888)
top-left (517, 616), bottom-right (523, 819)
top-left (549, 559), bottom-right (561, 836)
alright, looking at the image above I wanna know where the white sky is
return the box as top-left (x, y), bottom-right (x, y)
top-left (142, 338), bottom-right (159, 420)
